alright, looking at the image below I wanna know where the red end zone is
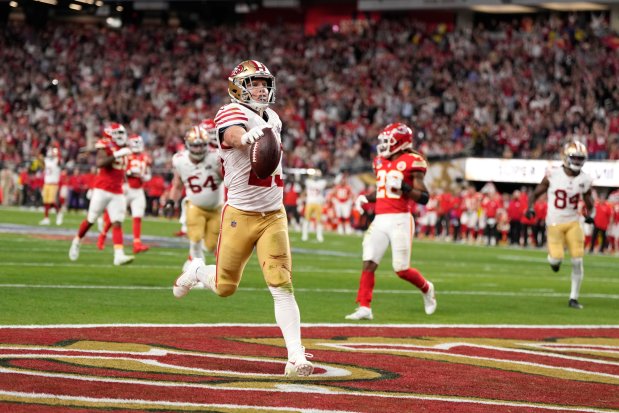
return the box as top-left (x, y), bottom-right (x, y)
top-left (0, 325), bottom-right (617, 412)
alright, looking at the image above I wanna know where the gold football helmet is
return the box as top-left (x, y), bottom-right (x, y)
top-left (561, 141), bottom-right (587, 172)
top-left (228, 60), bottom-right (275, 112)
top-left (184, 126), bottom-right (207, 161)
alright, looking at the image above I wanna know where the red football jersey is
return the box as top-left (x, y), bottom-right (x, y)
top-left (373, 151), bottom-right (427, 215)
top-left (126, 153), bottom-right (151, 189)
top-left (92, 138), bottom-right (127, 194)
top-left (333, 183), bottom-right (353, 202)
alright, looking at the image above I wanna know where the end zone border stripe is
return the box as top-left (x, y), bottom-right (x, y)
top-left (0, 324), bottom-right (618, 329)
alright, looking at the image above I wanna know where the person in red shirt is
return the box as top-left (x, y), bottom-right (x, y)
top-left (482, 192), bottom-right (501, 246)
top-left (589, 193), bottom-right (612, 253)
top-left (507, 190), bottom-right (524, 245)
top-left (68, 123), bottom-right (134, 266)
top-left (97, 134), bottom-right (151, 254)
top-left (532, 193), bottom-right (548, 247)
top-left (283, 177), bottom-right (302, 231)
top-left (346, 123), bottom-right (436, 321)
top-left (143, 173), bottom-right (166, 216)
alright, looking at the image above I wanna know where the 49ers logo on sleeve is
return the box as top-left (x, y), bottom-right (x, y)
top-left (0, 325), bottom-right (616, 412)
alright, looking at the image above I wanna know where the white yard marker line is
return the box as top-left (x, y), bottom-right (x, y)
top-left (0, 284), bottom-right (618, 299)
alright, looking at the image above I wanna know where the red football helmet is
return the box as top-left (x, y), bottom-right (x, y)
top-left (128, 134), bottom-right (144, 153)
top-left (377, 122), bottom-right (413, 158)
top-left (199, 118), bottom-right (218, 149)
top-left (103, 123), bottom-right (128, 147)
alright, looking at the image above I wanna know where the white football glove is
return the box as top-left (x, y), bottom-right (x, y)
top-left (385, 174), bottom-right (403, 190)
top-left (354, 195), bottom-right (368, 214)
top-left (241, 126), bottom-right (266, 145)
top-left (113, 147), bottom-right (132, 159)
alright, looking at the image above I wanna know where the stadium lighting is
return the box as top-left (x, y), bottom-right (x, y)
top-left (75, 0), bottom-right (95, 3)
top-left (34, 0), bottom-right (58, 5)
top-left (9, 1), bottom-right (18, 7)
top-left (95, 0), bottom-right (103, 5)
top-left (541, 2), bottom-right (608, 11)
top-left (470, 5), bottom-right (537, 13)
top-left (106, 16), bottom-right (122, 28)
top-left (69, 3), bottom-right (82, 10)
top-left (116, 5), bottom-right (123, 11)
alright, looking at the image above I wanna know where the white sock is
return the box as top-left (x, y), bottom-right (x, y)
top-left (570, 258), bottom-right (584, 300)
top-left (189, 241), bottom-right (205, 261)
top-left (316, 223), bottom-right (324, 240)
top-left (114, 246), bottom-right (125, 258)
top-left (269, 285), bottom-right (302, 359)
top-left (301, 220), bottom-right (309, 239)
top-left (196, 263), bottom-right (216, 292)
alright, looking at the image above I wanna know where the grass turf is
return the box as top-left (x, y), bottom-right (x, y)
top-left (0, 207), bottom-right (617, 326)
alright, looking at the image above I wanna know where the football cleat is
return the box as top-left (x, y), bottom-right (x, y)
top-left (55, 213), bottom-right (63, 226)
top-left (97, 233), bottom-right (106, 250)
top-left (113, 254), bottom-right (134, 266)
top-left (174, 230), bottom-right (187, 237)
top-left (39, 217), bottom-right (50, 226)
top-left (173, 259), bottom-right (202, 298)
top-left (568, 299), bottom-right (583, 309)
top-left (284, 348), bottom-right (314, 378)
top-left (422, 281), bottom-right (437, 315)
top-left (133, 243), bottom-right (150, 254)
top-left (345, 306), bottom-right (373, 320)
top-left (550, 263), bottom-right (561, 272)
top-left (69, 238), bottom-right (80, 261)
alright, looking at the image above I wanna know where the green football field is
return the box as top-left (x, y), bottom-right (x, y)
top-left (0, 207), bottom-right (617, 326)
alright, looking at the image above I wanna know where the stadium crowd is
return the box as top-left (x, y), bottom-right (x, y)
top-left (1, 12), bottom-right (619, 254)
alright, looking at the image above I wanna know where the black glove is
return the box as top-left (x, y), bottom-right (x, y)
top-left (163, 200), bottom-right (175, 217)
top-left (584, 215), bottom-right (594, 224)
top-left (524, 209), bottom-right (535, 219)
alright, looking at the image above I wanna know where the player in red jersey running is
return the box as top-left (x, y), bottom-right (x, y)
top-left (68, 123), bottom-right (134, 266)
top-left (347, 123), bottom-right (437, 320)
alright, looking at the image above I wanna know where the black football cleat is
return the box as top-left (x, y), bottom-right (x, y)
top-left (550, 263), bottom-right (561, 272)
top-left (568, 299), bottom-right (583, 309)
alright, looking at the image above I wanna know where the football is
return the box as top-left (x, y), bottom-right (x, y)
top-left (250, 127), bottom-right (281, 179)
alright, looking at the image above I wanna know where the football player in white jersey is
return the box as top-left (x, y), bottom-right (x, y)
top-left (526, 141), bottom-right (595, 309)
top-left (39, 146), bottom-right (63, 226)
top-left (165, 121), bottom-right (223, 267)
top-left (301, 172), bottom-right (327, 242)
top-left (172, 60), bottom-right (313, 378)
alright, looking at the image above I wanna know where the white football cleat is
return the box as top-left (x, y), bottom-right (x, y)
top-left (345, 306), bottom-right (373, 320)
top-left (113, 253), bottom-right (134, 266)
top-left (69, 238), bottom-right (80, 261)
top-left (422, 281), bottom-right (437, 315)
top-left (39, 218), bottom-right (50, 226)
top-left (284, 348), bottom-right (314, 377)
top-left (173, 259), bottom-right (202, 298)
top-left (56, 213), bottom-right (64, 226)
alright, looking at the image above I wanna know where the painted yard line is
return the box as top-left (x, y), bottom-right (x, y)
top-left (0, 284), bottom-right (618, 299)
top-left (0, 283), bottom-right (585, 298)
top-left (0, 323), bottom-right (617, 329)
top-left (0, 375), bottom-right (612, 413)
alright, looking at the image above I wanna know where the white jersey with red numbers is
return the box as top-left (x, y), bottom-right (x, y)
top-left (172, 150), bottom-right (223, 210)
top-left (305, 178), bottom-right (327, 204)
top-left (545, 165), bottom-right (593, 226)
top-left (126, 153), bottom-right (151, 189)
top-left (93, 138), bottom-right (127, 194)
top-left (44, 156), bottom-right (61, 185)
top-left (214, 102), bottom-right (283, 212)
top-left (373, 151), bottom-right (427, 215)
